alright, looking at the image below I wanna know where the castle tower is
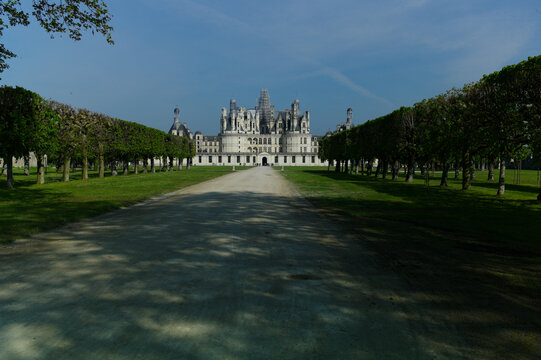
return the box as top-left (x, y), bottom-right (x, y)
top-left (230, 98), bottom-right (237, 114)
top-left (257, 89), bottom-right (273, 131)
top-left (174, 107), bottom-right (180, 125)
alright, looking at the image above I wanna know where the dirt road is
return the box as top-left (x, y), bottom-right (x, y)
top-left (0, 167), bottom-right (466, 359)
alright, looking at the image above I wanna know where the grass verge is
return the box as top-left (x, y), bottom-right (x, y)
top-left (0, 166), bottom-right (241, 243)
top-left (281, 166), bottom-right (541, 359)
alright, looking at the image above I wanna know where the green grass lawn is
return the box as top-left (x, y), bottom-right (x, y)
top-left (0, 166), bottom-right (240, 243)
top-left (281, 166), bottom-right (541, 359)
top-left (282, 167), bottom-right (541, 247)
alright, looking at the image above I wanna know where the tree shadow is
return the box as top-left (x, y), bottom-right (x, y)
top-left (288, 170), bottom-right (541, 359)
top-left (0, 190), bottom-right (482, 359)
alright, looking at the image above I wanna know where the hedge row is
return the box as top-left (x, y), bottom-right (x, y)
top-left (0, 86), bottom-right (194, 188)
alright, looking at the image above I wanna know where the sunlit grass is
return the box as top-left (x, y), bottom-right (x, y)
top-left (281, 167), bottom-right (541, 247)
top-left (0, 166), bottom-right (241, 243)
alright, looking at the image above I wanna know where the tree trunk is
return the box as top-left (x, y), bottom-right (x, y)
top-left (419, 164), bottom-right (425, 176)
top-left (134, 159), bottom-right (139, 174)
top-left (462, 152), bottom-right (472, 190)
top-left (335, 160), bottom-right (340, 172)
top-left (471, 166), bottom-right (476, 180)
top-left (497, 159), bottom-right (506, 196)
top-left (24, 154), bottom-right (30, 176)
top-left (143, 158), bottom-right (148, 173)
top-left (367, 162), bottom-right (373, 176)
top-left (82, 148), bottom-right (89, 180)
top-left (169, 157), bottom-right (174, 171)
top-left (382, 161), bottom-right (388, 179)
top-left (99, 155), bottom-right (105, 178)
top-left (355, 160), bottom-right (359, 175)
top-left (327, 161), bottom-right (331, 171)
top-left (36, 153), bottom-right (45, 185)
top-left (178, 159), bottom-right (183, 171)
top-left (62, 156), bottom-right (71, 182)
top-left (440, 162), bottom-right (449, 187)
top-left (186, 158), bottom-right (191, 170)
top-left (488, 160), bottom-right (495, 181)
top-left (151, 158), bottom-right (156, 173)
top-left (6, 153), bottom-right (14, 189)
top-left (392, 160), bottom-right (399, 181)
top-left (123, 161), bottom-right (129, 175)
top-left (406, 157), bottom-right (414, 182)
top-left (111, 162), bottom-right (118, 176)
top-left (344, 160), bottom-right (349, 174)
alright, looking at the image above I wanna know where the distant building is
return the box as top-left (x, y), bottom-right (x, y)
top-left (324, 108), bottom-right (354, 138)
top-left (169, 107), bottom-right (193, 139)
top-left (170, 89), bottom-right (327, 166)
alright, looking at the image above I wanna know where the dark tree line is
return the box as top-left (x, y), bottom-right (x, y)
top-left (0, 86), bottom-right (195, 188)
top-left (319, 55), bottom-right (541, 200)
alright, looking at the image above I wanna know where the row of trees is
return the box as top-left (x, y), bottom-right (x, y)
top-left (319, 55), bottom-right (541, 200)
top-left (0, 86), bottom-right (195, 188)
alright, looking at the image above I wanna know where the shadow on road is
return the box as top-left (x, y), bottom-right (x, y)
top-left (0, 189), bottom-right (528, 359)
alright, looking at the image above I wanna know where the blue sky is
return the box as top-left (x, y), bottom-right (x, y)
top-left (2, 0), bottom-right (541, 135)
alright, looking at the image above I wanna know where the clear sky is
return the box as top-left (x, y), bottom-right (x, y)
top-left (2, 0), bottom-right (541, 135)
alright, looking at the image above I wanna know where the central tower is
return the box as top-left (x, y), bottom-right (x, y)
top-left (257, 89), bottom-right (273, 129)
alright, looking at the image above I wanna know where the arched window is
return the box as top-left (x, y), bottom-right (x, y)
top-left (248, 139), bottom-right (252, 144)
top-left (263, 138), bottom-right (267, 145)
top-left (259, 138), bottom-right (262, 144)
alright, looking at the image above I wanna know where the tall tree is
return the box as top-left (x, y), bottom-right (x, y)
top-left (0, 86), bottom-right (41, 188)
top-left (31, 99), bottom-right (58, 184)
top-left (49, 101), bottom-right (77, 182)
top-left (0, 0), bottom-right (114, 76)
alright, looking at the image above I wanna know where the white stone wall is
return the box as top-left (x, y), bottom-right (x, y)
top-left (193, 153), bottom-right (327, 167)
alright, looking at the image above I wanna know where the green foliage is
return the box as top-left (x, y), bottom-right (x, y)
top-left (320, 54), bottom-right (541, 197)
top-left (0, 86), bottom-right (41, 158)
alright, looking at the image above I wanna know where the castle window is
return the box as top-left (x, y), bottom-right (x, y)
top-left (218, 156), bottom-right (222, 163)
top-left (275, 156), bottom-right (278, 163)
top-left (209, 156), bottom-right (212, 163)
top-left (228, 156), bottom-right (231, 163)
top-left (302, 156), bottom-right (306, 163)
top-left (259, 138), bottom-right (262, 144)
top-left (237, 156), bottom-right (240, 163)
top-left (198, 156), bottom-right (202, 163)
top-left (292, 156), bottom-right (296, 163)
top-left (311, 156), bottom-right (315, 163)
top-left (246, 156), bottom-right (250, 163)
top-left (284, 156), bottom-right (287, 163)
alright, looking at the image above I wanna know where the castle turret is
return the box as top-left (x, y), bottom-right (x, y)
top-left (174, 107), bottom-right (181, 125)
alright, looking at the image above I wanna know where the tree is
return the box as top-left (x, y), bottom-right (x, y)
top-left (0, 86), bottom-right (41, 188)
top-left (49, 101), bottom-right (77, 182)
top-left (1, 0), bottom-right (114, 76)
top-left (30, 99), bottom-right (58, 184)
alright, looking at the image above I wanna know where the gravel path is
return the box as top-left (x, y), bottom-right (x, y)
top-left (0, 166), bottom-right (465, 359)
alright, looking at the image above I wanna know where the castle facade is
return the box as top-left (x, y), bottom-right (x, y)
top-left (171, 89), bottom-right (329, 166)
